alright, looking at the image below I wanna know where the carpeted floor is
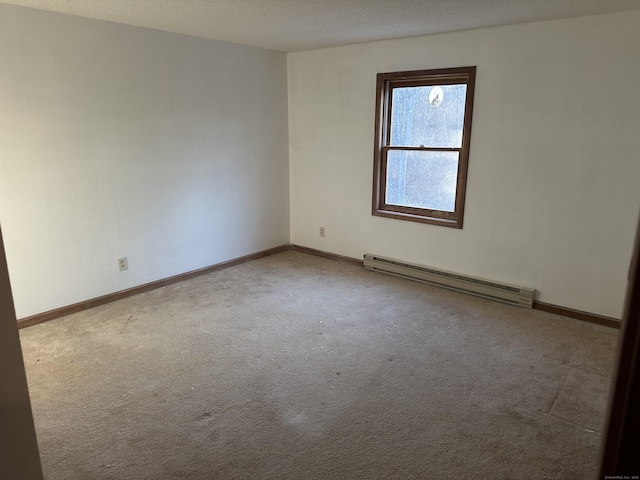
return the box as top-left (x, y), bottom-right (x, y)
top-left (19, 251), bottom-right (618, 479)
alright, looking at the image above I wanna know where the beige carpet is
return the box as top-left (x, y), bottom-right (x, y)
top-left (19, 251), bottom-right (618, 479)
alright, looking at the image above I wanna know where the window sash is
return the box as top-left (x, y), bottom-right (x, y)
top-left (382, 146), bottom-right (461, 152)
top-left (380, 147), bottom-right (460, 220)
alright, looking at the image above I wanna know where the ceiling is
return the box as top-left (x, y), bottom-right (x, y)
top-left (1, 0), bottom-right (639, 52)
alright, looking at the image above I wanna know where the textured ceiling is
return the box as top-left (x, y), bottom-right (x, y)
top-left (1, 0), bottom-right (639, 52)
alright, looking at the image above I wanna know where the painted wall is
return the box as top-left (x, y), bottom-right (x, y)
top-left (288, 10), bottom-right (640, 319)
top-left (0, 5), bottom-right (289, 318)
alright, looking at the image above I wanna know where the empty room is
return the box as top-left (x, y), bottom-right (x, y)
top-left (1, 0), bottom-right (640, 479)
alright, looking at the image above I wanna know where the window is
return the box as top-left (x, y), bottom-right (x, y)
top-left (372, 66), bottom-right (476, 228)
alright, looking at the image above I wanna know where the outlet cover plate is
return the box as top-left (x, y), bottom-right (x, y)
top-left (117, 257), bottom-right (128, 271)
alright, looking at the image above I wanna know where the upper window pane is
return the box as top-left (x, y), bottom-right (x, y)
top-left (390, 84), bottom-right (467, 148)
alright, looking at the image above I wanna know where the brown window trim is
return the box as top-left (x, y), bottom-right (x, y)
top-left (372, 66), bottom-right (476, 229)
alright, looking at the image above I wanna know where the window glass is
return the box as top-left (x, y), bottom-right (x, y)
top-left (390, 85), bottom-right (467, 148)
top-left (386, 150), bottom-right (459, 212)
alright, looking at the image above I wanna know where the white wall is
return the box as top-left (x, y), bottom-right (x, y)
top-left (288, 10), bottom-right (640, 319)
top-left (0, 4), bottom-right (289, 318)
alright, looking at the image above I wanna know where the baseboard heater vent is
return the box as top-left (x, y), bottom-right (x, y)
top-left (363, 254), bottom-right (535, 308)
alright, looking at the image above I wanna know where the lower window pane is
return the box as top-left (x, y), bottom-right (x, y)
top-left (385, 150), bottom-right (459, 212)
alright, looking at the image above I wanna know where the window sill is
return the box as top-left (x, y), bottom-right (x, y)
top-left (372, 208), bottom-right (463, 229)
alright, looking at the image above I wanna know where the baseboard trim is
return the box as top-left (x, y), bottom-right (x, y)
top-left (532, 301), bottom-right (621, 329)
top-left (290, 244), bottom-right (364, 267)
top-left (17, 243), bottom-right (622, 331)
top-left (17, 244), bottom-right (291, 330)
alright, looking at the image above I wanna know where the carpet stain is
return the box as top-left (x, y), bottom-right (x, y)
top-left (198, 412), bottom-right (213, 425)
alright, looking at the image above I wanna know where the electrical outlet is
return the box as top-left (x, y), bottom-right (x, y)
top-left (319, 227), bottom-right (325, 237)
top-left (117, 257), bottom-right (128, 272)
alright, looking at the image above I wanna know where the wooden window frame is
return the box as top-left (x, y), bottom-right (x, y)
top-left (372, 66), bottom-right (476, 229)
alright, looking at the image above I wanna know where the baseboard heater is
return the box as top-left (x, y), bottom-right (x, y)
top-left (363, 254), bottom-right (535, 308)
